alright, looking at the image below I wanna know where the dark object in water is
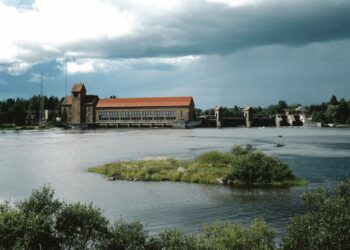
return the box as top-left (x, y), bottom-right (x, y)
top-left (275, 143), bottom-right (285, 147)
top-left (277, 135), bottom-right (283, 138)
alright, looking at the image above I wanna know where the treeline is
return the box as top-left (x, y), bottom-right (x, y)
top-left (197, 95), bottom-right (350, 125)
top-left (1, 95), bottom-right (349, 127)
top-left (0, 96), bottom-right (61, 126)
top-left (306, 95), bottom-right (350, 124)
top-left (1, 180), bottom-right (349, 249)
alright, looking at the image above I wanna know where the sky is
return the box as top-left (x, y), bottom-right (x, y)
top-left (0, 0), bottom-right (350, 108)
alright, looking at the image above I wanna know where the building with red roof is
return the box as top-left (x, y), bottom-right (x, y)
top-left (62, 83), bottom-right (195, 128)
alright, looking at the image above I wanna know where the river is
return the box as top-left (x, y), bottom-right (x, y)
top-left (0, 127), bottom-right (350, 237)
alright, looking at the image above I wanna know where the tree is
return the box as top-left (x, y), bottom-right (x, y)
top-left (0, 185), bottom-right (62, 249)
top-left (100, 219), bottom-right (148, 250)
top-left (13, 98), bottom-right (27, 125)
top-left (338, 98), bottom-right (350, 124)
top-left (0, 186), bottom-right (109, 250)
top-left (283, 179), bottom-right (350, 250)
top-left (326, 105), bottom-right (340, 123)
top-left (329, 95), bottom-right (339, 105)
top-left (156, 229), bottom-right (199, 250)
top-left (226, 146), bottom-right (294, 185)
top-left (276, 100), bottom-right (288, 114)
top-left (56, 203), bottom-right (109, 249)
top-left (199, 219), bottom-right (275, 250)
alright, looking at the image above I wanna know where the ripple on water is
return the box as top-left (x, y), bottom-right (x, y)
top-left (0, 127), bottom-right (349, 237)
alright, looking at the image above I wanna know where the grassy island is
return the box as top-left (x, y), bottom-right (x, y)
top-left (88, 145), bottom-right (306, 187)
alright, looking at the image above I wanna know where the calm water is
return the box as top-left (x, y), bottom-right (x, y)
top-left (0, 127), bottom-right (350, 237)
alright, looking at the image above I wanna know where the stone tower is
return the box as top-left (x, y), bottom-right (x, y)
top-left (71, 83), bottom-right (86, 124)
top-left (243, 106), bottom-right (254, 128)
top-left (215, 106), bottom-right (223, 128)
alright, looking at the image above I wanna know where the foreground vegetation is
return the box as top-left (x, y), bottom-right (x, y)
top-left (88, 146), bottom-right (306, 187)
top-left (1, 180), bottom-right (349, 249)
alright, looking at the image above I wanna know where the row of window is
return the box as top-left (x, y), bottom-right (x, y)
top-left (99, 117), bottom-right (177, 121)
top-left (98, 110), bottom-right (177, 118)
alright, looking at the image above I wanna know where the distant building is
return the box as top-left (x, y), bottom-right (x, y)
top-left (243, 106), bottom-right (254, 127)
top-left (62, 83), bottom-right (195, 128)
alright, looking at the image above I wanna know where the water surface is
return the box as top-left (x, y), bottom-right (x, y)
top-left (0, 127), bottom-right (349, 237)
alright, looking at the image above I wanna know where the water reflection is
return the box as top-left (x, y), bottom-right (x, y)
top-left (0, 127), bottom-right (349, 237)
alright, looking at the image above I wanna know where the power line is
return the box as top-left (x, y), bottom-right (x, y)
top-left (65, 60), bottom-right (67, 99)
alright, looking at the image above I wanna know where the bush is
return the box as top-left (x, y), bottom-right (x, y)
top-left (230, 144), bottom-right (256, 156)
top-left (195, 151), bottom-right (233, 167)
top-left (0, 186), bottom-right (108, 250)
top-left (100, 219), bottom-right (148, 250)
top-left (4, 182), bottom-right (350, 249)
top-left (200, 219), bottom-right (275, 250)
top-left (56, 203), bottom-right (109, 249)
top-left (225, 150), bottom-right (294, 185)
top-left (156, 229), bottom-right (200, 250)
top-left (0, 185), bottom-right (62, 249)
top-left (283, 179), bottom-right (350, 250)
top-left (0, 185), bottom-right (278, 249)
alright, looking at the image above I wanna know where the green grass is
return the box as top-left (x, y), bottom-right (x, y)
top-left (88, 158), bottom-right (231, 184)
top-left (88, 146), bottom-right (307, 188)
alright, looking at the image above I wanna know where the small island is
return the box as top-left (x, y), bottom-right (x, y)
top-left (88, 145), bottom-right (306, 188)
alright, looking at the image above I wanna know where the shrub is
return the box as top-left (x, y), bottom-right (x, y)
top-left (55, 203), bottom-right (109, 249)
top-left (156, 229), bottom-right (200, 250)
top-left (226, 151), bottom-right (294, 185)
top-left (283, 179), bottom-right (350, 250)
top-left (200, 219), bottom-right (275, 250)
top-left (0, 185), bottom-right (62, 249)
top-left (99, 219), bottom-right (148, 250)
top-left (230, 144), bottom-right (256, 156)
top-left (0, 186), bottom-right (109, 250)
top-left (6, 182), bottom-right (350, 250)
top-left (195, 151), bottom-right (233, 167)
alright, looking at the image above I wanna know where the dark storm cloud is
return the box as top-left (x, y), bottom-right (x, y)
top-left (65, 0), bottom-right (350, 59)
top-left (2, 0), bottom-right (350, 105)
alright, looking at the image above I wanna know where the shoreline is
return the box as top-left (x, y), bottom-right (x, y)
top-left (1, 124), bottom-right (349, 131)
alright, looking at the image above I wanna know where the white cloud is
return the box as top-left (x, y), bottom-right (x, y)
top-left (120, 0), bottom-right (187, 15)
top-left (28, 72), bottom-right (54, 82)
top-left (28, 72), bottom-right (41, 82)
top-left (6, 62), bottom-right (31, 75)
top-left (60, 55), bottom-right (202, 75)
top-left (0, 0), bottom-right (135, 64)
top-left (206, 0), bottom-right (263, 7)
top-left (66, 60), bottom-right (117, 74)
top-left (67, 61), bottom-right (95, 74)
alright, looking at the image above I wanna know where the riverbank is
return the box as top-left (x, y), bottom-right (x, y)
top-left (0, 123), bottom-right (65, 130)
top-left (88, 146), bottom-right (306, 188)
top-left (0, 124), bottom-right (39, 130)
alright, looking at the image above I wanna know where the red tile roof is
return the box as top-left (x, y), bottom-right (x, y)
top-left (96, 97), bottom-right (193, 108)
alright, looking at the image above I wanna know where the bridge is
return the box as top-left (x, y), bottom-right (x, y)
top-left (199, 106), bottom-right (308, 128)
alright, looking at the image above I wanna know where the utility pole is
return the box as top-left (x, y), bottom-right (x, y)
top-left (39, 72), bottom-right (45, 128)
top-left (65, 60), bottom-right (67, 99)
